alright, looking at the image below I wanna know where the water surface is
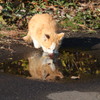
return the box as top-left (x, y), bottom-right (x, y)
top-left (0, 48), bottom-right (100, 82)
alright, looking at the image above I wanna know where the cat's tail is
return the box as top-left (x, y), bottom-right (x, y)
top-left (23, 34), bottom-right (32, 43)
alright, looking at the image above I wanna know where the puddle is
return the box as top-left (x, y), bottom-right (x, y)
top-left (0, 48), bottom-right (100, 82)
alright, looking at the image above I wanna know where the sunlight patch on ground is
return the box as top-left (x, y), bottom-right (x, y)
top-left (47, 91), bottom-right (100, 100)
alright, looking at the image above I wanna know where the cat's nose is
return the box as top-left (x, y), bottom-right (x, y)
top-left (49, 53), bottom-right (54, 58)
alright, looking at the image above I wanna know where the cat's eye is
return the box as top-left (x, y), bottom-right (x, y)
top-left (46, 73), bottom-right (50, 78)
top-left (48, 63), bottom-right (51, 65)
top-left (45, 34), bottom-right (50, 39)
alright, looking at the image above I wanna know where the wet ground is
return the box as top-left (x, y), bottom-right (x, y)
top-left (0, 31), bottom-right (100, 79)
top-left (0, 30), bottom-right (100, 99)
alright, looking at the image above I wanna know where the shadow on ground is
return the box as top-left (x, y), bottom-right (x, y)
top-left (61, 37), bottom-right (100, 61)
top-left (61, 37), bottom-right (100, 50)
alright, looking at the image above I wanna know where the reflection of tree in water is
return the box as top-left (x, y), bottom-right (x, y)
top-left (0, 52), bottom-right (63, 81)
top-left (0, 59), bottom-right (29, 77)
top-left (59, 50), bottom-right (100, 77)
top-left (0, 50), bottom-right (100, 80)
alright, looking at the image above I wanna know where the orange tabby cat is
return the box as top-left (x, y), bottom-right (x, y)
top-left (23, 14), bottom-right (64, 54)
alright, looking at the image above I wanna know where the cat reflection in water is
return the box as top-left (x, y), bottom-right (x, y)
top-left (28, 52), bottom-right (63, 81)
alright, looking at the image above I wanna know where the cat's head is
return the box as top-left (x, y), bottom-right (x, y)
top-left (41, 32), bottom-right (64, 54)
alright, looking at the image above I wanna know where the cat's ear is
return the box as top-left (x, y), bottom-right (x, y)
top-left (43, 34), bottom-right (50, 41)
top-left (58, 32), bottom-right (65, 40)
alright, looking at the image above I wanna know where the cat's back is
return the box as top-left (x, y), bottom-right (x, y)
top-left (29, 14), bottom-right (55, 26)
top-left (31, 14), bottom-right (53, 21)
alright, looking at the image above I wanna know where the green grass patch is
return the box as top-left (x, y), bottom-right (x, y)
top-left (0, 1), bottom-right (100, 31)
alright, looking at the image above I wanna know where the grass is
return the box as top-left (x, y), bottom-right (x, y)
top-left (0, 1), bottom-right (100, 31)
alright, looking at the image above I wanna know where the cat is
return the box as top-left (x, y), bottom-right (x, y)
top-left (23, 14), bottom-right (64, 54)
top-left (28, 52), bottom-right (63, 80)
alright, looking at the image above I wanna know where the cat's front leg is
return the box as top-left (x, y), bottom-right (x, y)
top-left (32, 38), bottom-right (41, 48)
